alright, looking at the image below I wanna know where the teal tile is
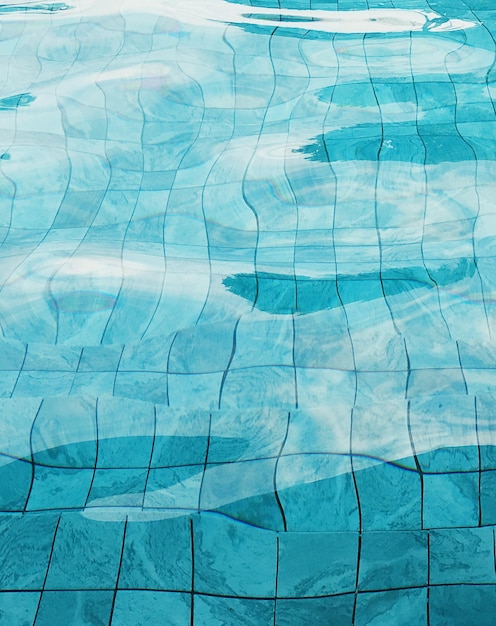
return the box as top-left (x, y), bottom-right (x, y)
top-left (35, 591), bottom-right (113, 626)
top-left (423, 472), bottom-right (479, 529)
top-left (429, 585), bottom-right (496, 626)
top-left (168, 321), bottom-right (234, 374)
top-left (86, 468), bottom-right (148, 507)
top-left (119, 517), bottom-right (191, 590)
top-left (45, 514), bottom-right (125, 590)
top-left (208, 408), bottom-right (288, 462)
top-left (79, 345), bottom-right (123, 371)
top-left (354, 462), bottom-right (422, 531)
top-left (278, 531), bottom-right (358, 597)
top-left (111, 591), bottom-right (190, 626)
top-left (194, 595), bottom-right (274, 626)
top-left (430, 527), bottom-right (496, 584)
top-left (113, 372), bottom-right (167, 404)
top-left (0, 457), bottom-right (32, 511)
top-left (277, 454), bottom-right (359, 532)
top-left (0, 513), bottom-right (59, 590)
top-left (355, 588), bottom-right (428, 626)
top-left (31, 397), bottom-right (97, 468)
top-left (481, 470), bottom-right (496, 524)
top-left (0, 591), bottom-right (40, 625)
top-left (276, 596), bottom-right (354, 626)
top-left (359, 530), bottom-right (428, 590)
top-left (151, 407), bottom-right (210, 468)
top-left (194, 513), bottom-right (277, 597)
top-left (144, 465), bottom-right (203, 509)
top-left (27, 466), bottom-right (94, 511)
top-left (13, 372), bottom-right (75, 397)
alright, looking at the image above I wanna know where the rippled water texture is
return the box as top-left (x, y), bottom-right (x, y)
top-left (1, 0), bottom-right (496, 624)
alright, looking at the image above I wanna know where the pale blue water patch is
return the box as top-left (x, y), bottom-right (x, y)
top-left (1, 0), bottom-right (496, 624)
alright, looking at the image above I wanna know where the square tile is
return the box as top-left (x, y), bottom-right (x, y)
top-left (208, 408), bottom-right (288, 462)
top-left (31, 397), bottom-right (97, 468)
top-left (195, 595), bottom-right (273, 626)
top-left (111, 591), bottom-right (190, 626)
top-left (35, 591), bottom-right (113, 626)
top-left (201, 459), bottom-right (283, 531)
top-left (0, 513), bottom-right (59, 590)
top-left (27, 466), bottom-right (94, 511)
top-left (359, 530), bottom-right (428, 591)
top-left (45, 513), bottom-right (125, 590)
top-left (278, 531), bottom-right (358, 597)
top-left (144, 465), bottom-right (203, 510)
top-left (119, 516), bottom-right (191, 590)
top-left (0, 591), bottom-right (40, 625)
top-left (152, 407), bottom-right (209, 468)
top-left (354, 461), bottom-right (422, 531)
top-left (86, 469), bottom-right (148, 507)
top-left (423, 472), bottom-right (479, 529)
top-left (355, 588), bottom-right (427, 626)
top-left (429, 527), bottom-right (496, 584)
top-left (429, 585), bottom-right (496, 626)
top-left (277, 453), bottom-right (359, 532)
top-left (0, 457), bottom-right (32, 511)
top-left (275, 596), bottom-right (354, 626)
top-left (193, 513), bottom-right (277, 597)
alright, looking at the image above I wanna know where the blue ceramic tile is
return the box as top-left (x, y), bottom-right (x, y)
top-left (359, 530), bottom-right (428, 590)
top-left (168, 321), bottom-right (234, 374)
top-left (355, 588), bottom-right (428, 626)
top-left (423, 472), bottom-right (479, 529)
top-left (480, 470), bottom-right (496, 524)
top-left (277, 453), bottom-right (359, 532)
top-left (0, 591), bottom-right (40, 625)
top-left (0, 513), bottom-right (59, 590)
top-left (113, 372), bottom-right (168, 405)
top-left (193, 513), bottom-right (277, 597)
top-left (429, 527), bottom-right (496, 584)
top-left (96, 398), bottom-right (154, 469)
top-left (201, 458), bottom-right (284, 530)
top-left (111, 591), bottom-right (191, 626)
top-left (208, 408), bottom-right (288, 462)
top-left (144, 465), bottom-right (203, 510)
top-left (0, 457), bottom-right (32, 511)
top-left (278, 531), bottom-right (358, 597)
top-left (27, 466), bottom-right (94, 511)
top-left (86, 468), bottom-right (148, 507)
top-left (24, 344), bottom-right (81, 372)
top-left (45, 514), bottom-right (125, 590)
top-left (12, 372), bottom-right (75, 397)
top-left (167, 372), bottom-right (224, 411)
top-left (275, 596), bottom-right (354, 626)
top-left (0, 339), bottom-right (26, 371)
top-left (35, 591), bottom-right (113, 626)
top-left (429, 585), bottom-right (496, 626)
top-left (194, 595), bottom-right (274, 626)
top-left (31, 397), bottom-right (97, 468)
top-left (119, 517), bottom-right (192, 590)
top-left (219, 366), bottom-right (297, 410)
top-left (151, 408), bottom-right (210, 468)
top-left (79, 346), bottom-right (123, 372)
top-left (354, 461), bottom-right (422, 531)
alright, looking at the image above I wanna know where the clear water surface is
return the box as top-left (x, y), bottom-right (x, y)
top-left (1, 0), bottom-right (496, 624)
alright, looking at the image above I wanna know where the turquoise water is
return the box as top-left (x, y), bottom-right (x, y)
top-left (1, 0), bottom-right (496, 623)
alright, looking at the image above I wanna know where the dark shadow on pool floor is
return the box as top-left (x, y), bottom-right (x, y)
top-left (223, 258), bottom-right (475, 315)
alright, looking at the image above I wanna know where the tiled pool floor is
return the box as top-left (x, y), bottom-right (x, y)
top-left (1, 0), bottom-right (496, 623)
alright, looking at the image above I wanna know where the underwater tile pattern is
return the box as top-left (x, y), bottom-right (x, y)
top-left (1, 0), bottom-right (496, 623)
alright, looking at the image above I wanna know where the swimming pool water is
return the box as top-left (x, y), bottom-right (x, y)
top-left (1, 0), bottom-right (496, 623)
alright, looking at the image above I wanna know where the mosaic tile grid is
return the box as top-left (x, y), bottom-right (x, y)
top-left (2, 0), bottom-right (496, 623)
